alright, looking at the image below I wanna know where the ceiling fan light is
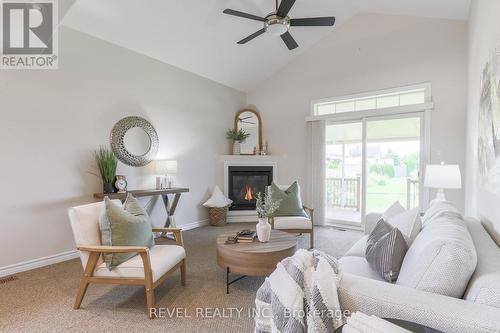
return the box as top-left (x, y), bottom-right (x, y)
top-left (266, 23), bottom-right (288, 36)
top-left (264, 15), bottom-right (290, 36)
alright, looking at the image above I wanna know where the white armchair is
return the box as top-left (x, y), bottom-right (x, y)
top-left (269, 185), bottom-right (314, 249)
top-left (68, 200), bottom-right (186, 319)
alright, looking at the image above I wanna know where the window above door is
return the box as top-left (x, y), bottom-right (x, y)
top-left (311, 83), bottom-right (431, 117)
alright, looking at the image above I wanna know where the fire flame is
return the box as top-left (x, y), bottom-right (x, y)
top-left (244, 185), bottom-right (254, 201)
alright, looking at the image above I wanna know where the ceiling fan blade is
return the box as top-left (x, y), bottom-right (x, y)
top-left (223, 9), bottom-right (265, 22)
top-left (277, 0), bottom-right (296, 17)
top-left (290, 16), bottom-right (336, 26)
top-left (238, 28), bottom-right (266, 44)
top-left (280, 31), bottom-right (298, 50)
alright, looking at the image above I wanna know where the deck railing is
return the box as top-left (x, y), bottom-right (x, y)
top-left (326, 177), bottom-right (361, 211)
top-left (406, 178), bottom-right (419, 209)
top-left (326, 177), bottom-right (420, 211)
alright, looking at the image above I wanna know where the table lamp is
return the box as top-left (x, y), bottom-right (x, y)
top-left (424, 163), bottom-right (461, 201)
top-left (156, 160), bottom-right (178, 189)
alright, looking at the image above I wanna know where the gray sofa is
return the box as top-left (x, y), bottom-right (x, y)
top-left (337, 204), bottom-right (500, 333)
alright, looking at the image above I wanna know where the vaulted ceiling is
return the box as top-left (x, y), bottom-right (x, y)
top-left (61, 0), bottom-right (470, 92)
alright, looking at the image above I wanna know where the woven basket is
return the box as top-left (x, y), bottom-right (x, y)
top-left (208, 206), bottom-right (229, 226)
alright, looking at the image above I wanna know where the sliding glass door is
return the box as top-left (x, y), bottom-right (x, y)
top-left (325, 121), bottom-right (363, 227)
top-left (365, 115), bottom-right (422, 214)
top-left (324, 113), bottom-right (424, 228)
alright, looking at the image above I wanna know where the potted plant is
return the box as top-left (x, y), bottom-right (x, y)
top-left (94, 146), bottom-right (118, 194)
top-left (226, 128), bottom-right (250, 155)
top-left (255, 187), bottom-right (281, 242)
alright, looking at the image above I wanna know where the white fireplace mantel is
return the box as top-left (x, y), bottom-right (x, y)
top-left (219, 155), bottom-right (279, 223)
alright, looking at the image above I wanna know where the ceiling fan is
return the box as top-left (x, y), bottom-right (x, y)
top-left (223, 0), bottom-right (335, 50)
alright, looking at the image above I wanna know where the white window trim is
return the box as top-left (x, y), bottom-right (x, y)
top-left (306, 102), bottom-right (434, 122)
top-left (308, 83), bottom-right (432, 121)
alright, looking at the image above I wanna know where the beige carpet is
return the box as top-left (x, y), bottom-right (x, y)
top-left (0, 223), bottom-right (362, 333)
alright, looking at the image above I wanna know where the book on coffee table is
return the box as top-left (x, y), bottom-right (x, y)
top-left (236, 230), bottom-right (257, 243)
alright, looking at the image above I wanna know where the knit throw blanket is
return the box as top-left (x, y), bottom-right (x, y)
top-left (255, 249), bottom-right (344, 333)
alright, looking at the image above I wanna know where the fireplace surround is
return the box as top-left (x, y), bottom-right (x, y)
top-left (228, 166), bottom-right (273, 210)
top-left (221, 156), bottom-right (278, 222)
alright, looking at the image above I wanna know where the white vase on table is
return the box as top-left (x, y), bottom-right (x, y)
top-left (256, 217), bottom-right (271, 242)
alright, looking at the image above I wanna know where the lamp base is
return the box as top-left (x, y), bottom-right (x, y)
top-left (433, 189), bottom-right (447, 202)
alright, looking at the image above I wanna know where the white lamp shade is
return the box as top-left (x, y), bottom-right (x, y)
top-left (424, 164), bottom-right (461, 189)
top-left (156, 160), bottom-right (178, 174)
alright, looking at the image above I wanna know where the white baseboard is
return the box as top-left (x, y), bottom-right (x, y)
top-left (179, 218), bottom-right (209, 230)
top-left (0, 219), bottom-right (210, 278)
top-left (0, 250), bottom-right (79, 278)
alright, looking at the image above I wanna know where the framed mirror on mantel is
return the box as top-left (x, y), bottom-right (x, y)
top-left (234, 109), bottom-right (262, 155)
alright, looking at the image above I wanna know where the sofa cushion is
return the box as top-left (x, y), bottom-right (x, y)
top-left (396, 212), bottom-right (477, 298)
top-left (366, 220), bottom-right (408, 282)
top-left (386, 208), bottom-right (421, 246)
top-left (339, 256), bottom-right (386, 282)
top-left (273, 216), bottom-right (312, 230)
top-left (382, 201), bottom-right (406, 220)
top-left (94, 245), bottom-right (186, 282)
top-left (344, 235), bottom-right (368, 257)
top-left (421, 200), bottom-right (463, 228)
top-left (463, 219), bottom-right (500, 308)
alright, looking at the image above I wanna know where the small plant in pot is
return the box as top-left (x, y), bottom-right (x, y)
top-left (94, 146), bottom-right (118, 194)
top-left (226, 128), bottom-right (250, 155)
top-left (255, 187), bottom-right (281, 242)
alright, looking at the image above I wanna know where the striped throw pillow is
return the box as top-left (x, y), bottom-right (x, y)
top-left (366, 219), bottom-right (408, 282)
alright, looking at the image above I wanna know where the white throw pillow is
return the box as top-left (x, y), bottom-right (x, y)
top-left (382, 201), bottom-right (406, 220)
top-left (202, 186), bottom-right (232, 208)
top-left (386, 208), bottom-right (422, 246)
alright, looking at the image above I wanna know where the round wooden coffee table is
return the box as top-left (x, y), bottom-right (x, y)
top-left (216, 230), bottom-right (297, 293)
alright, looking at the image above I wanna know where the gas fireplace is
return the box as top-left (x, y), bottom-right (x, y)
top-left (228, 166), bottom-right (273, 211)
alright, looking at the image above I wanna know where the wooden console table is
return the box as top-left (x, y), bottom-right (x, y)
top-left (94, 188), bottom-right (189, 230)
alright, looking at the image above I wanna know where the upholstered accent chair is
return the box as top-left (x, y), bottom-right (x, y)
top-left (269, 185), bottom-right (314, 249)
top-left (68, 200), bottom-right (186, 319)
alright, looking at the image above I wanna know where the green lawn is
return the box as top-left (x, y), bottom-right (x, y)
top-left (366, 177), bottom-right (409, 213)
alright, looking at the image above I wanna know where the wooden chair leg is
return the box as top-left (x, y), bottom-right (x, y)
top-left (139, 252), bottom-right (155, 319)
top-left (180, 259), bottom-right (186, 286)
top-left (73, 279), bottom-right (90, 309)
top-left (145, 286), bottom-right (155, 319)
top-left (74, 252), bottom-right (99, 310)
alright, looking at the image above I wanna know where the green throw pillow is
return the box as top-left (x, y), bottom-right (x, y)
top-left (99, 194), bottom-right (155, 270)
top-left (270, 182), bottom-right (308, 218)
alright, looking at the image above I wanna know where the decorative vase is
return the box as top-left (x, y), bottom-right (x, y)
top-left (103, 182), bottom-right (115, 194)
top-left (256, 217), bottom-right (271, 242)
top-left (232, 141), bottom-right (241, 155)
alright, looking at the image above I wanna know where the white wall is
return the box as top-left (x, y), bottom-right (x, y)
top-left (247, 13), bottom-right (468, 211)
top-left (0, 27), bottom-right (245, 270)
top-left (465, 0), bottom-right (500, 244)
